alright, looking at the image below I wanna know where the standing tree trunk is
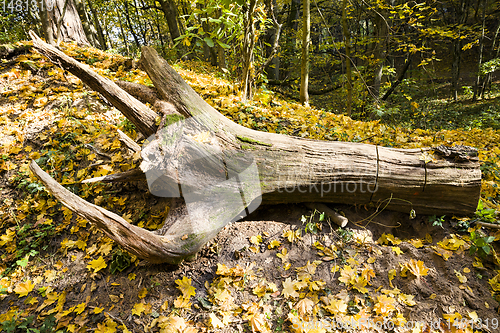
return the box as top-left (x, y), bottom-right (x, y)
top-left (157, 0), bottom-right (181, 44)
top-left (42, 0), bottom-right (91, 45)
top-left (299, 0), bottom-right (310, 106)
top-left (28, 31), bottom-right (481, 265)
top-left (451, 0), bottom-right (468, 101)
top-left (371, 12), bottom-right (388, 100)
top-left (241, 0), bottom-right (257, 102)
top-left (472, 0), bottom-right (486, 101)
top-left (122, 0), bottom-right (141, 50)
top-left (73, 0), bottom-right (100, 48)
top-left (86, 0), bottom-right (107, 49)
top-left (342, 0), bottom-right (352, 116)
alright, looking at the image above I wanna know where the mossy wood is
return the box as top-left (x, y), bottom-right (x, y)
top-left (28, 31), bottom-right (481, 264)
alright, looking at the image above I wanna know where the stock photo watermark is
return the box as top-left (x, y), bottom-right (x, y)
top-left (2, 0), bottom-right (54, 13)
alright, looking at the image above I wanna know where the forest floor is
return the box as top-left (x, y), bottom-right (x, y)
top-left (1, 41), bottom-right (500, 333)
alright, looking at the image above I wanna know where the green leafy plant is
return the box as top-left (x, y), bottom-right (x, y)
top-left (429, 215), bottom-right (445, 228)
top-left (109, 249), bottom-right (131, 274)
top-left (469, 230), bottom-right (495, 258)
top-left (301, 209), bottom-right (324, 235)
top-left (475, 199), bottom-right (497, 224)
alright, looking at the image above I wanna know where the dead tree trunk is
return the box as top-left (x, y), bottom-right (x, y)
top-left (28, 31), bottom-right (481, 264)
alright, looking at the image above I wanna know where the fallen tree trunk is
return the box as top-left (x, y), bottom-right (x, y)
top-left (28, 31), bottom-right (481, 264)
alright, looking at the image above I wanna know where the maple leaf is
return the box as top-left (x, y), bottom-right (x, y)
top-left (296, 261), bottom-right (317, 281)
top-left (409, 239), bottom-right (424, 248)
top-left (132, 302), bottom-right (151, 316)
top-left (268, 240), bottom-right (281, 249)
top-left (323, 299), bottom-right (347, 315)
top-left (14, 280), bottom-right (34, 297)
top-left (392, 246), bottom-right (403, 255)
top-left (398, 293), bottom-right (416, 306)
top-left (373, 295), bottom-right (396, 315)
top-left (250, 313), bottom-right (269, 333)
top-left (282, 229), bottom-right (301, 243)
top-left (276, 248), bottom-right (288, 263)
top-left (282, 277), bottom-right (299, 298)
top-left (173, 296), bottom-right (191, 309)
top-left (209, 313), bottom-right (224, 329)
top-left (294, 298), bottom-right (314, 317)
top-left (175, 276), bottom-right (196, 299)
top-left (86, 256), bottom-right (107, 273)
top-left (74, 302), bottom-right (86, 315)
top-left (361, 266), bottom-right (375, 284)
top-left (352, 276), bottom-right (368, 294)
top-left (138, 287), bottom-right (148, 299)
top-left (388, 269), bottom-right (397, 288)
top-left (338, 265), bottom-right (357, 285)
top-left (128, 273), bottom-right (136, 281)
top-left (454, 270), bottom-right (467, 283)
top-left (250, 234), bottom-right (263, 245)
top-left (404, 259), bottom-right (429, 278)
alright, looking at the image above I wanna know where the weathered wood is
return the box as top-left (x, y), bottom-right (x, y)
top-left (139, 46), bottom-right (481, 216)
top-left (29, 31), bottom-right (158, 136)
top-left (27, 35), bottom-right (482, 264)
top-left (117, 129), bottom-right (141, 153)
top-left (81, 168), bottom-right (145, 183)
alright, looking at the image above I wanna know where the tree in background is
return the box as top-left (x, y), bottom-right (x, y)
top-left (299, 0), bottom-right (310, 106)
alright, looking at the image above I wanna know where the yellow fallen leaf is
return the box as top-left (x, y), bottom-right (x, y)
top-left (250, 235), bottom-right (262, 245)
top-left (392, 246), bottom-right (403, 255)
top-left (128, 273), bottom-right (136, 281)
top-left (14, 280), bottom-right (34, 297)
top-left (132, 302), bottom-right (146, 316)
top-left (388, 269), bottom-right (396, 288)
top-left (209, 313), bottom-right (224, 329)
top-left (138, 287), bottom-right (148, 299)
top-left (86, 256), bottom-right (107, 273)
top-left (454, 270), bottom-right (467, 283)
top-left (175, 276), bottom-right (196, 299)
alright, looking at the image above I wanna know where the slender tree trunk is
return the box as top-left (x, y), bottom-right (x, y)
top-left (157, 0), bottom-right (181, 44)
top-left (86, 0), bottom-right (107, 49)
top-left (73, 0), bottom-right (100, 48)
top-left (123, 0), bottom-right (141, 50)
top-left (299, 0), bottom-right (310, 105)
top-left (451, 0), bottom-right (468, 101)
top-left (241, 0), bottom-right (257, 102)
top-left (472, 0), bottom-right (486, 101)
top-left (371, 12), bottom-right (388, 100)
top-left (342, 0), bottom-right (352, 116)
top-left (115, 3), bottom-right (130, 56)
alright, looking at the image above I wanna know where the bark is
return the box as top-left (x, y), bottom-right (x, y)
top-left (341, 0), bottom-right (352, 116)
top-left (44, 0), bottom-right (91, 46)
top-left (241, 0), bottom-right (257, 102)
top-left (472, 0), bottom-right (486, 101)
top-left (73, 0), bottom-right (100, 48)
top-left (299, 0), bottom-right (310, 106)
top-left (157, 0), bottom-right (181, 44)
top-left (29, 32), bottom-right (481, 264)
top-left (451, 0), bottom-right (468, 101)
top-left (371, 12), bottom-right (388, 100)
top-left (86, 0), bottom-right (107, 50)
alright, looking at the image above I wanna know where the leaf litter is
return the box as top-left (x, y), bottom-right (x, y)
top-left (0, 41), bottom-right (499, 332)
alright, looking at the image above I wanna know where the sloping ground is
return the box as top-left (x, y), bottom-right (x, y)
top-left (0, 41), bottom-right (499, 333)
